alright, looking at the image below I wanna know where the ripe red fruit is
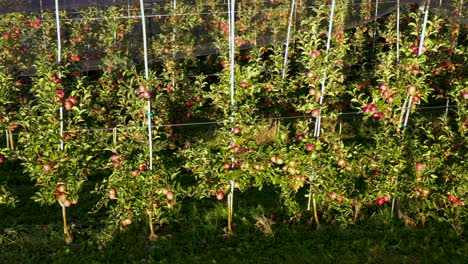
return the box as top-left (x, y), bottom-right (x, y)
top-left (56, 89), bottom-right (65, 99)
top-left (372, 112), bottom-right (383, 120)
top-left (310, 50), bottom-right (320, 59)
top-left (415, 162), bottom-right (424, 171)
top-left (305, 143), bottom-right (314, 152)
top-left (138, 83), bottom-right (146, 92)
top-left (43, 164), bottom-right (51, 172)
top-left (448, 194), bottom-right (456, 202)
top-left (64, 99), bottom-right (74, 110)
top-left (407, 85), bottom-right (417, 96)
top-left (56, 183), bottom-right (66, 193)
top-left (328, 192), bottom-right (337, 200)
top-left (139, 165), bottom-right (148, 171)
top-left (110, 153), bottom-right (119, 161)
top-left (166, 191), bottom-right (174, 200)
top-left (337, 158), bottom-right (346, 167)
top-left (216, 191), bottom-right (225, 200)
top-left (120, 218), bottom-right (132, 227)
top-left (240, 80), bottom-right (248, 88)
top-left (311, 109), bottom-right (320, 118)
top-left (0, 155), bottom-right (3, 164)
top-left (140, 90), bottom-right (151, 99)
top-left (376, 197), bottom-right (385, 206)
top-left (305, 71), bottom-right (313, 78)
top-left (381, 89), bottom-right (389, 98)
top-left (109, 188), bottom-right (117, 199)
top-left (462, 91), bottom-right (468, 100)
top-left (68, 96), bottom-right (78, 105)
top-left (271, 156), bottom-right (284, 165)
top-left (369, 104), bottom-right (377, 112)
top-left (253, 164), bottom-right (262, 170)
top-left (378, 83), bottom-right (388, 91)
top-left (232, 127), bottom-right (241, 135)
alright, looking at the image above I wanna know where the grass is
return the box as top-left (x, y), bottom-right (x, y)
top-left (1, 169), bottom-right (468, 263)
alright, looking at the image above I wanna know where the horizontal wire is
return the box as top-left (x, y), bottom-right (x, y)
top-left (0, 104), bottom-right (457, 137)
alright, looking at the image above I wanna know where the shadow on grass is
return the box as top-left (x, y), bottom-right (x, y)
top-left (1, 178), bottom-right (468, 264)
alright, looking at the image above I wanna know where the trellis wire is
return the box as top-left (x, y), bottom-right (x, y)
top-left (0, 104), bottom-right (458, 139)
top-left (314, 0), bottom-right (336, 138)
top-left (139, 0), bottom-right (153, 170)
top-left (281, 0), bottom-right (296, 81)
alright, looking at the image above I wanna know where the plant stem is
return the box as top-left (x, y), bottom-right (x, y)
top-left (147, 209), bottom-right (156, 240)
top-left (61, 205), bottom-right (73, 244)
top-left (313, 194), bottom-right (319, 225)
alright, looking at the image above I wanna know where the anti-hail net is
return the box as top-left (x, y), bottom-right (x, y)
top-left (0, 0), bottom-right (465, 74)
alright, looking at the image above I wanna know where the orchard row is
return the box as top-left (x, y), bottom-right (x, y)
top-left (0, 0), bottom-right (466, 242)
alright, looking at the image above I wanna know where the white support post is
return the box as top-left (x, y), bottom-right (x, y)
top-left (228, 0), bottom-right (236, 233)
top-left (396, 0), bottom-right (400, 64)
top-left (5, 130), bottom-right (9, 149)
top-left (372, 0), bottom-right (379, 54)
top-left (314, 0), bottom-right (336, 138)
top-left (55, 0), bottom-right (64, 151)
top-left (402, 0), bottom-right (430, 129)
top-left (281, 0), bottom-right (296, 81)
top-left (139, 0), bottom-right (153, 170)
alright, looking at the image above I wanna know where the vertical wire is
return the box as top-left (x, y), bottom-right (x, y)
top-left (315, 0), bottom-right (336, 138)
top-left (139, 0), bottom-right (153, 170)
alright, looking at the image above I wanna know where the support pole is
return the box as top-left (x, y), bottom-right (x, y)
top-left (227, 0), bottom-right (236, 234)
top-left (401, 0), bottom-right (430, 129)
top-left (281, 0), bottom-right (296, 81)
top-left (54, 0), bottom-right (63, 151)
top-left (139, 0), bottom-right (153, 170)
top-left (314, 0), bottom-right (336, 138)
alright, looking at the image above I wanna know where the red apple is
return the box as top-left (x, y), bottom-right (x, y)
top-left (407, 85), bottom-right (417, 96)
top-left (109, 188), bottom-right (117, 199)
top-left (43, 164), bottom-right (51, 172)
top-left (64, 99), bottom-right (74, 110)
top-left (311, 109), bottom-right (320, 118)
top-left (216, 191), bottom-right (225, 200)
top-left (68, 96), bottom-right (78, 105)
top-left (232, 127), bottom-right (241, 135)
top-left (328, 192), bottom-right (337, 200)
top-left (56, 183), bottom-right (66, 193)
top-left (378, 83), bottom-right (388, 91)
top-left (166, 191), bottom-right (174, 200)
top-left (462, 91), bottom-right (468, 100)
top-left (377, 197), bottom-right (385, 206)
top-left (310, 50), bottom-right (320, 59)
top-left (337, 158), bottom-right (346, 167)
top-left (305, 143), bottom-right (314, 152)
top-left (415, 162), bottom-right (424, 171)
top-left (120, 218), bottom-right (132, 227)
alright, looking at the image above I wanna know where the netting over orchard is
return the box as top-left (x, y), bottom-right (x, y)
top-left (0, 0), bottom-right (466, 74)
